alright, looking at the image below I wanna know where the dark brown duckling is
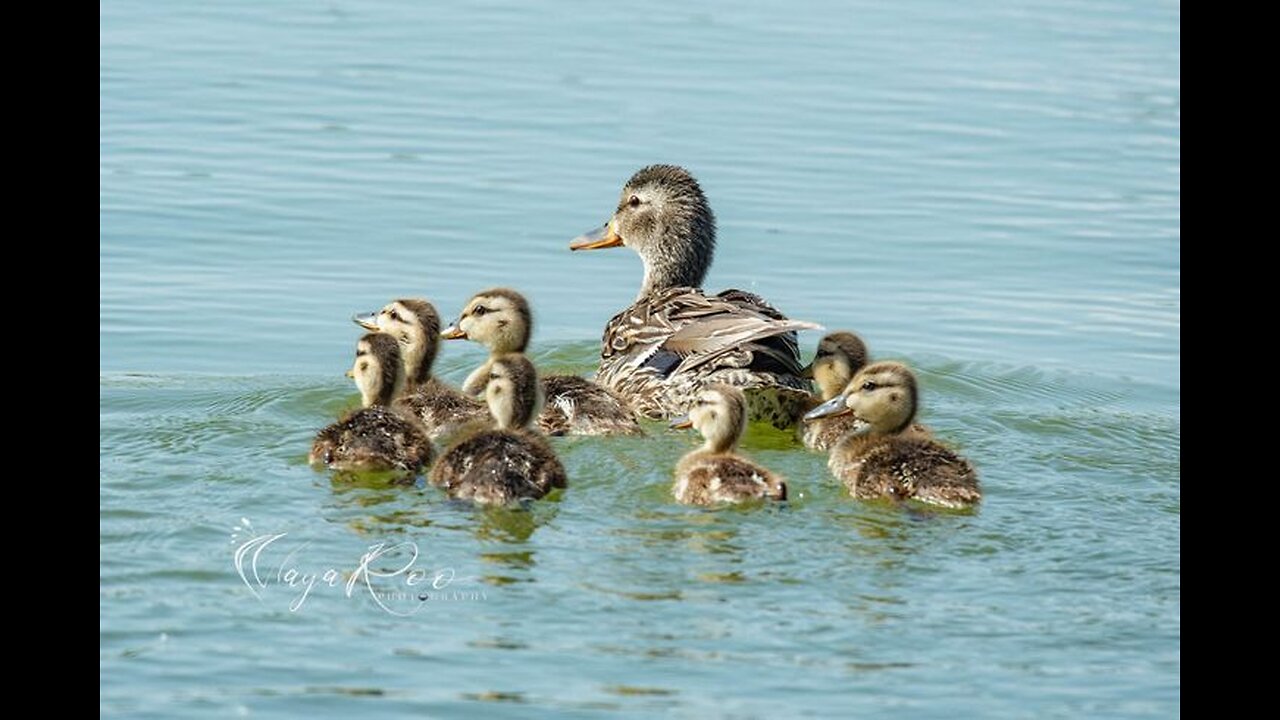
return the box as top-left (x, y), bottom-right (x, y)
top-left (310, 332), bottom-right (434, 475)
top-left (804, 361), bottom-right (979, 508)
top-left (442, 288), bottom-right (643, 437)
top-left (429, 353), bottom-right (568, 504)
top-left (670, 384), bottom-right (786, 505)
top-left (354, 298), bottom-right (487, 441)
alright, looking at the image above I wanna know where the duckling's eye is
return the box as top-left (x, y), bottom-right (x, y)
top-left (359, 362), bottom-right (368, 372)
top-left (473, 305), bottom-right (488, 317)
top-left (389, 310), bottom-right (401, 322)
top-left (488, 372), bottom-right (500, 380)
top-left (861, 381), bottom-right (878, 391)
top-left (628, 194), bottom-right (640, 208)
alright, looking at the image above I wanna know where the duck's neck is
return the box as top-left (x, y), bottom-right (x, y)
top-left (489, 394), bottom-right (534, 431)
top-left (814, 360), bottom-right (852, 401)
top-left (640, 254), bottom-right (707, 298)
top-left (636, 218), bottom-right (714, 298)
top-left (401, 335), bottom-right (435, 389)
top-left (486, 334), bottom-right (529, 358)
top-left (834, 430), bottom-right (885, 458)
top-left (362, 375), bottom-right (401, 408)
top-left (701, 426), bottom-right (739, 455)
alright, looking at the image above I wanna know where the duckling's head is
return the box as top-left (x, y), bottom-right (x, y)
top-left (348, 332), bottom-right (405, 408)
top-left (670, 383), bottom-right (746, 453)
top-left (353, 299), bottom-right (441, 386)
top-left (803, 361), bottom-right (918, 436)
top-left (483, 353), bottom-right (542, 430)
top-left (804, 331), bottom-right (869, 400)
top-left (570, 164), bottom-right (716, 297)
top-left (441, 288), bottom-right (532, 354)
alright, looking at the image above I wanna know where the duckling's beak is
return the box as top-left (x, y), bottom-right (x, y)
top-left (344, 369), bottom-right (355, 378)
top-left (440, 323), bottom-right (467, 340)
top-left (569, 220), bottom-right (624, 250)
top-left (353, 312), bottom-right (379, 330)
top-left (803, 396), bottom-right (851, 422)
top-left (669, 415), bottom-right (693, 430)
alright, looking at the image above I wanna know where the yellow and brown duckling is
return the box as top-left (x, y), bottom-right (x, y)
top-left (801, 331), bottom-right (871, 451)
top-left (429, 353), bottom-right (568, 505)
top-left (442, 288), bottom-right (643, 437)
top-left (670, 384), bottom-right (787, 505)
top-left (570, 164), bottom-right (820, 429)
top-left (354, 298), bottom-right (487, 441)
top-left (310, 332), bottom-right (434, 476)
top-left (803, 362), bottom-right (979, 509)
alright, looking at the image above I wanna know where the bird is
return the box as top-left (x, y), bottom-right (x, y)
top-left (354, 298), bottom-right (487, 441)
top-left (310, 332), bottom-right (434, 476)
top-left (800, 331), bottom-right (871, 451)
top-left (669, 383), bottom-right (787, 505)
top-left (441, 287), bottom-right (643, 436)
top-left (803, 361), bottom-right (979, 508)
top-left (569, 164), bottom-right (820, 430)
top-left (429, 353), bottom-right (568, 504)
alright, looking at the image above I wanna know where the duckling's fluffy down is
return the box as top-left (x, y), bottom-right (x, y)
top-left (429, 429), bottom-right (566, 505)
top-left (310, 406), bottom-right (434, 475)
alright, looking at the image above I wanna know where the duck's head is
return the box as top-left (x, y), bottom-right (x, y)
top-left (803, 361), bottom-right (918, 436)
top-left (670, 383), bottom-right (746, 453)
top-left (353, 299), bottom-right (441, 386)
top-left (483, 353), bottom-right (542, 430)
top-left (802, 331), bottom-right (869, 401)
top-left (570, 164), bottom-right (716, 297)
top-left (440, 288), bottom-right (533, 354)
top-left (348, 332), bottom-right (405, 408)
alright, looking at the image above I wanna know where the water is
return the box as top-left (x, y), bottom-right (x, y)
top-left (101, 0), bottom-right (1179, 716)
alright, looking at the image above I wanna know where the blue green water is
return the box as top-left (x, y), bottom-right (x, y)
top-left (101, 0), bottom-right (1179, 716)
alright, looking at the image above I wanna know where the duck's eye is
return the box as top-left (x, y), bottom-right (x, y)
top-left (628, 194), bottom-right (640, 208)
top-left (359, 362), bottom-right (368, 372)
top-left (861, 381), bottom-right (878, 391)
top-left (355, 349), bottom-right (367, 357)
top-left (488, 373), bottom-right (500, 380)
top-left (389, 311), bottom-right (401, 322)
top-left (473, 305), bottom-right (488, 317)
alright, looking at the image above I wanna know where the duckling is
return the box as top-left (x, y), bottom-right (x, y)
top-left (441, 288), bottom-right (643, 437)
top-left (803, 362), bottom-right (980, 508)
top-left (569, 164), bottom-right (820, 429)
top-left (310, 332), bottom-right (434, 475)
top-left (429, 353), bottom-right (568, 504)
top-left (354, 298), bottom-right (487, 440)
top-left (800, 331), bottom-right (870, 451)
top-left (670, 384), bottom-right (787, 505)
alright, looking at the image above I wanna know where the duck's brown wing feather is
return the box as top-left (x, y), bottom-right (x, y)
top-left (601, 286), bottom-right (819, 379)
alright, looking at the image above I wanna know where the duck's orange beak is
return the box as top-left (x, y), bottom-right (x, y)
top-left (669, 415), bottom-right (693, 430)
top-left (570, 221), bottom-right (624, 251)
top-left (440, 323), bottom-right (467, 340)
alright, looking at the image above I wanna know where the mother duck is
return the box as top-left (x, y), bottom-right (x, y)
top-left (570, 164), bottom-right (819, 428)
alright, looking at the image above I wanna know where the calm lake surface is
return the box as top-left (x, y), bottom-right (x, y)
top-left (101, 0), bottom-right (1179, 716)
